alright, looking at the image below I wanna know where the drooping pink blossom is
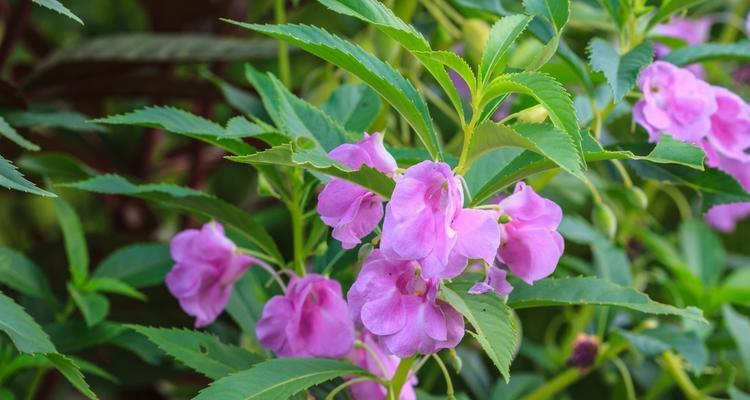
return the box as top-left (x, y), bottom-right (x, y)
top-left (380, 161), bottom-right (500, 279)
top-left (317, 132), bottom-right (397, 249)
top-left (348, 331), bottom-right (417, 400)
top-left (468, 266), bottom-right (513, 297)
top-left (701, 151), bottom-right (750, 232)
top-left (166, 221), bottom-right (259, 328)
top-left (705, 87), bottom-right (750, 163)
top-left (496, 182), bottom-right (564, 284)
top-left (348, 251), bottom-right (465, 358)
top-left (654, 17), bottom-right (712, 78)
top-left (256, 273), bottom-right (355, 359)
top-left (705, 203), bottom-right (750, 232)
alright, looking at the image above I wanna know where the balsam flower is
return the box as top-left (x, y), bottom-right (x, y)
top-left (166, 221), bottom-right (259, 328)
top-left (654, 17), bottom-right (712, 78)
top-left (705, 87), bottom-right (750, 163)
top-left (381, 161), bottom-right (500, 279)
top-left (634, 61), bottom-right (717, 143)
top-left (317, 132), bottom-right (397, 249)
top-left (348, 331), bottom-right (417, 400)
top-left (703, 155), bottom-right (750, 232)
top-left (468, 266), bottom-right (513, 297)
top-left (496, 182), bottom-right (564, 284)
top-left (348, 251), bottom-right (464, 358)
top-left (256, 273), bottom-right (355, 359)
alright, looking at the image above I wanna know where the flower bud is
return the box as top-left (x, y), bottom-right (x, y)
top-left (462, 19), bottom-right (490, 64)
top-left (626, 186), bottom-right (649, 210)
top-left (516, 104), bottom-right (549, 124)
top-left (448, 348), bottom-right (462, 373)
top-left (592, 203), bottom-right (617, 240)
top-left (567, 334), bottom-right (599, 371)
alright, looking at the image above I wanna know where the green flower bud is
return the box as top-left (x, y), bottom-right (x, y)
top-left (592, 203), bottom-right (617, 240)
top-left (516, 104), bottom-right (549, 124)
top-left (626, 186), bottom-right (649, 210)
top-left (448, 348), bottom-right (462, 373)
top-left (463, 19), bottom-right (491, 64)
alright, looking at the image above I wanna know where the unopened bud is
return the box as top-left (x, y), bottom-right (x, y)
top-left (516, 104), bottom-right (549, 124)
top-left (567, 334), bottom-right (600, 371)
top-left (358, 243), bottom-right (374, 260)
top-left (592, 203), bottom-right (617, 240)
top-left (448, 348), bottom-right (462, 373)
top-left (463, 19), bottom-right (491, 64)
top-left (498, 214), bottom-right (512, 224)
top-left (626, 186), bottom-right (649, 210)
top-left (257, 173), bottom-right (280, 199)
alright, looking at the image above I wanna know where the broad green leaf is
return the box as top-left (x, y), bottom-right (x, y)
top-left (0, 246), bottom-right (56, 304)
top-left (479, 15), bottom-right (532, 84)
top-left (93, 106), bottom-right (255, 156)
top-left (229, 144), bottom-right (395, 199)
top-left (4, 110), bottom-right (106, 132)
top-left (523, 33), bottom-right (560, 72)
top-left (441, 281), bottom-right (520, 381)
top-left (0, 115), bottom-right (39, 151)
top-left (84, 277), bottom-right (146, 301)
top-left (32, 0), bottom-right (82, 24)
top-left (559, 216), bottom-right (632, 285)
top-left (679, 219), bottom-right (724, 286)
top-left (193, 358), bottom-right (370, 400)
top-left (129, 326), bottom-right (262, 379)
top-left (664, 42), bottom-right (750, 66)
top-left (588, 39), bottom-right (653, 102)
top-left (0, 290), bottom-right (57, 353)
top-left (227, 22), bottom-right (441, 159)
top-left (69, 284), bottom-right (109, 327)
top-left (454, 0), bottom-right (507, 14)
top-left (507, 277), bottom-right (707, 323)
top-left (523, 0), bottom-right (570, 32)
top-left (723, 305), bottom-right (750, 376)
top-left (226, 273), bottom-right (266, 343)
top-left (466, 122), bottom-right (582, 177)
top-left (44, 354), bottom-right (98, 399)
top-left (18, 153), bottom-right (96, 183)
top-left (93, 243), bottom-right (172, 289)
top-left (619, 325), bottom-right (708, 372)
top-left (53, 196), bottom-right (88, 285)
top-left (413, 50), bottom-right (476, 96)
top-left (323, 84), bottom-right (382, 133)
top-left (0, 155), bottom-right (56, 197)
top-left (647, 0), bottom-right (706, 31)
top-left (595, 0), bottom-right (624, 28)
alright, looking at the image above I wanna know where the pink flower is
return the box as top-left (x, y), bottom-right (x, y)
top-left (317, 132), bottom-right (397, 249)
top-left (348, 331), bottom-right (417, 400)
top-left (166, 222), bottom-right (259, 328)
top-left (634, 61), bottom-right (717, 143)
top-left (654, 17), bottom-right (712, 78)
top-left (496, 182), bottom-right (564, 284)
top-left (348, 251), bottom-right (465, 358)
top-left (256, 273), bottom-right (354, 359)
top-left (381, 161), bottom-right (500, 279)
top-left (705, 87), bottom-right (750, 163)
top-left (701, 151), bottom-right (750, 232)
top-left (705, 203), bottom-right (750, 232)
top-left (468, 267), bottom-right (514, 297)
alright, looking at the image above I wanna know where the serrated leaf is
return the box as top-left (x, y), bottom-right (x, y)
top-left (5, 110), bottom-right (106, 132)
top-left (323, 84), bottom-right (382, 133)
top-left (227, 21), bottom-right (441, 159)
top-left (69, 284), bottom-right (109, 327)
top-left (523, 0), bottom-right (570, 32)
top-left (32, 0), bottom-right (82, 24)
top-left (0, 246), bottom-right (56, 304)
top-left (44, 354), bottom-right (98, 399)
top-left (0, 290), bottom-right (57, 353)
top-left (128, 326), bottom-right (262, 379)
top-left (588, 39), bottom-right (653, 102)
top-left (0, 155), bottom-right (56, 197)
top-left (479, 15), bottom-right (531, 84)
top-left (52, 196), bottom-right (88, 285)
top-left (0, 115), bottom-right (39, 151)
top-left (507, 277), bottom-right (707, 323)
top-left (664, 41), bottom-right (750, 66)
top-left (93, 243), bottom-right (172, 289)
top-left (619, 325), bottom-right (708, 372)
top-left (193, 358), bottom-right (370, 400)
top-left (63, 175), bottom-right (283, 264)
top-left (723, 305), bottom-right (750, 377)
top-left (84, 277), bottom-right (146, 301)
top-left (17, 153), bottom-right (97, 183)
top-left (414, 50), bottom-right (476, 96)
top-left (441, 281), bottom-right (520, 382)
top-left (229, 144), bottom-right (395, 199)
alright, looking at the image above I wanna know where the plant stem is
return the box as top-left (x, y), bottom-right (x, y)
top-left (326, 377), bottom-right (373, 400)
top-left (289, 200), bottom-right (305, 276)
top-left (521, 368), bottom-right (581, 400)
top-left (432, 354), bottom-right (455, 397)
top-left (611, 357), bottom-right (637, 400)
top-left (274, 0), bottom-right (291, 86)
top-left (455, 97), bottom-right (482, 175)
top-left (24, 368), bottom-right (44, 400)
top-left (387, 355), bottom-right (416, 400)
top-left (660, 351), bottom-right (702, 400)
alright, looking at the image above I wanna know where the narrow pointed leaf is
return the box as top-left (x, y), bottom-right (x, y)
top-left (44, 354), bottom-right (98, 399)
top-left (0, 291), bottom-right (57, 353)
top-left (0, 155), bottom-right (56, 197)
top-left (479, 15), bottom-right (531, 83)
top-left (0, 116), bottom-right (39, 151)
top-left (32, 0), bottom-right (83, 24)
top-left (523, 0), bottom-right (570, 32)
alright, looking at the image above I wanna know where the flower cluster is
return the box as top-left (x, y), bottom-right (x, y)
top-left (635, 61), bottom-right (750, 231)
top-left (654, 17), bottom-right (713, 78)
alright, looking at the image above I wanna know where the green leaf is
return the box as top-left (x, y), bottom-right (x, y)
top-left (523, 33), bottom-right (560, 72)
top-left (466, 122), bottom-right (582, 177)
top-left (723, 305), bottom-right (750, 377)
top-left (5, 110), bottom-right (106, 132)
top-left (227, 21), bottom-right (441, 159)
top-left (619, 325), bottom-right (708, 372)
top-left (226, 273), bottom-right (265, 343)
top-left (83, 277), bottom-right (146, 301)
top-left (93, 243), bottom-right (172, 289)
top-left (323, 84), bottom-right (382, 133)
top-left (32, 0), bottom-right (82, 24)
top-left (63, 175), bottom-right (283, 264)
top-left (52, 196), bottom-right (88, 285)
top-left (647, 0), bottom-right (705, 31)
top-left (200, 69), bottom-right (266, 117)
top-left (441, 281), bottom-right (520, 382)
top-left (414, 50), bottom-right (476, 96)
top-left (44, 354), bottom-right (98, 400)
top-left (507, 277), bottom-right (707, 323)
top-left (68, 284), bottom-right (109, 327)
top-left (664, 41), bottom-right (750, 66)
top-left (0, 115), bottom-right (39, 151)
top-left (523, 0), bottom-right (570, 32)
top-left (17, 153), bottom-right (97, 183)
top-left (588, 39), bottom-right (653, 102)
top-left (128, 326), bottom-right (262, 380)
top-left (0, 155), bottom-right (56, 197)
top-left (479, 15), bottom-right (532, 83)
top-left (679, 219), bottom-right (724, 286)
top-left (229, 144), bottom-right (395, 199)
top-left (93, 106), bottom-right (255, 156)
top-left (193, 358), bottom-right (370, 400)
top-left (0, 290), bottom-right (57, 353)
top-left (0, 246), bottom-right (56, 304)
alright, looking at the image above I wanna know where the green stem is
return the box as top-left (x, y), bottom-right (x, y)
top-left (610, 160), bottom-right (633, 187)
top-left (660, 351), bottom-right (702, 400)
top-left (455, 96), bottom-right (482, 175)
top-left (274, 0), bottom-right (291, 86)
top-left (611, 357), bottom-right (637, 400)
top-left (388, 355), bottom-right (416, 400)
top-left (521, 368), bottom-right (581, 400)
top-left (432, 354), bottom-right (455, 397)
top-left (289, 201), bottom-right (305, 276)
top-left (326, 377), bottom-right (375, 400)
top-left (24, 368), bottom-right (44, 400)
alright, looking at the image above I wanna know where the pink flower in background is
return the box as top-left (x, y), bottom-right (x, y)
top-left (496, 182), bottom-right (564, 284)
top-left (348, 251), bottom-right (464, 357)
top-left (166, 222), bottom-right (259, 328)
top-left (654, 17), bottom-right (712, 78)
top-left (705, 87), bottom-right (750, 163)
top-left (348, 331), bottom-right (417, 400)
top-left (634, 61), bottom-right (717, 143)
top-left (318, 132), bottom-right (397, 249)
top-left (256, 273), bottom-right (354, 359)
top-left (468, 266), bottom-right (513, 297)
top-left (380, 161), bottom-right (500, 279)
top-left (706, 203), bottom-right (750, 232)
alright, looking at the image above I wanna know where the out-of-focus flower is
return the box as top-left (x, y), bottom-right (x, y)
top-left (654, 17), bottom-right (712, 78)
top-left (256, 273), bottom-right (354, 359)
top-left (348, 251), bottom-right (464, 358)
top-left (468, 266), bottom-right (513, 297)
top-left (318, 132), bottom-right (397, 249)
top-left (567, 334), bottom-right (600, 371)
top-left (634, 61), bottom-right (717, 143)
top-left (705, 87), bottom-right (750, 163)
top-left (166, 222), bottom-right (258, 328)
top-left (705, 203), bottom-right (750, 232)
top-left (348, 331), bottom-right (417, 400)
